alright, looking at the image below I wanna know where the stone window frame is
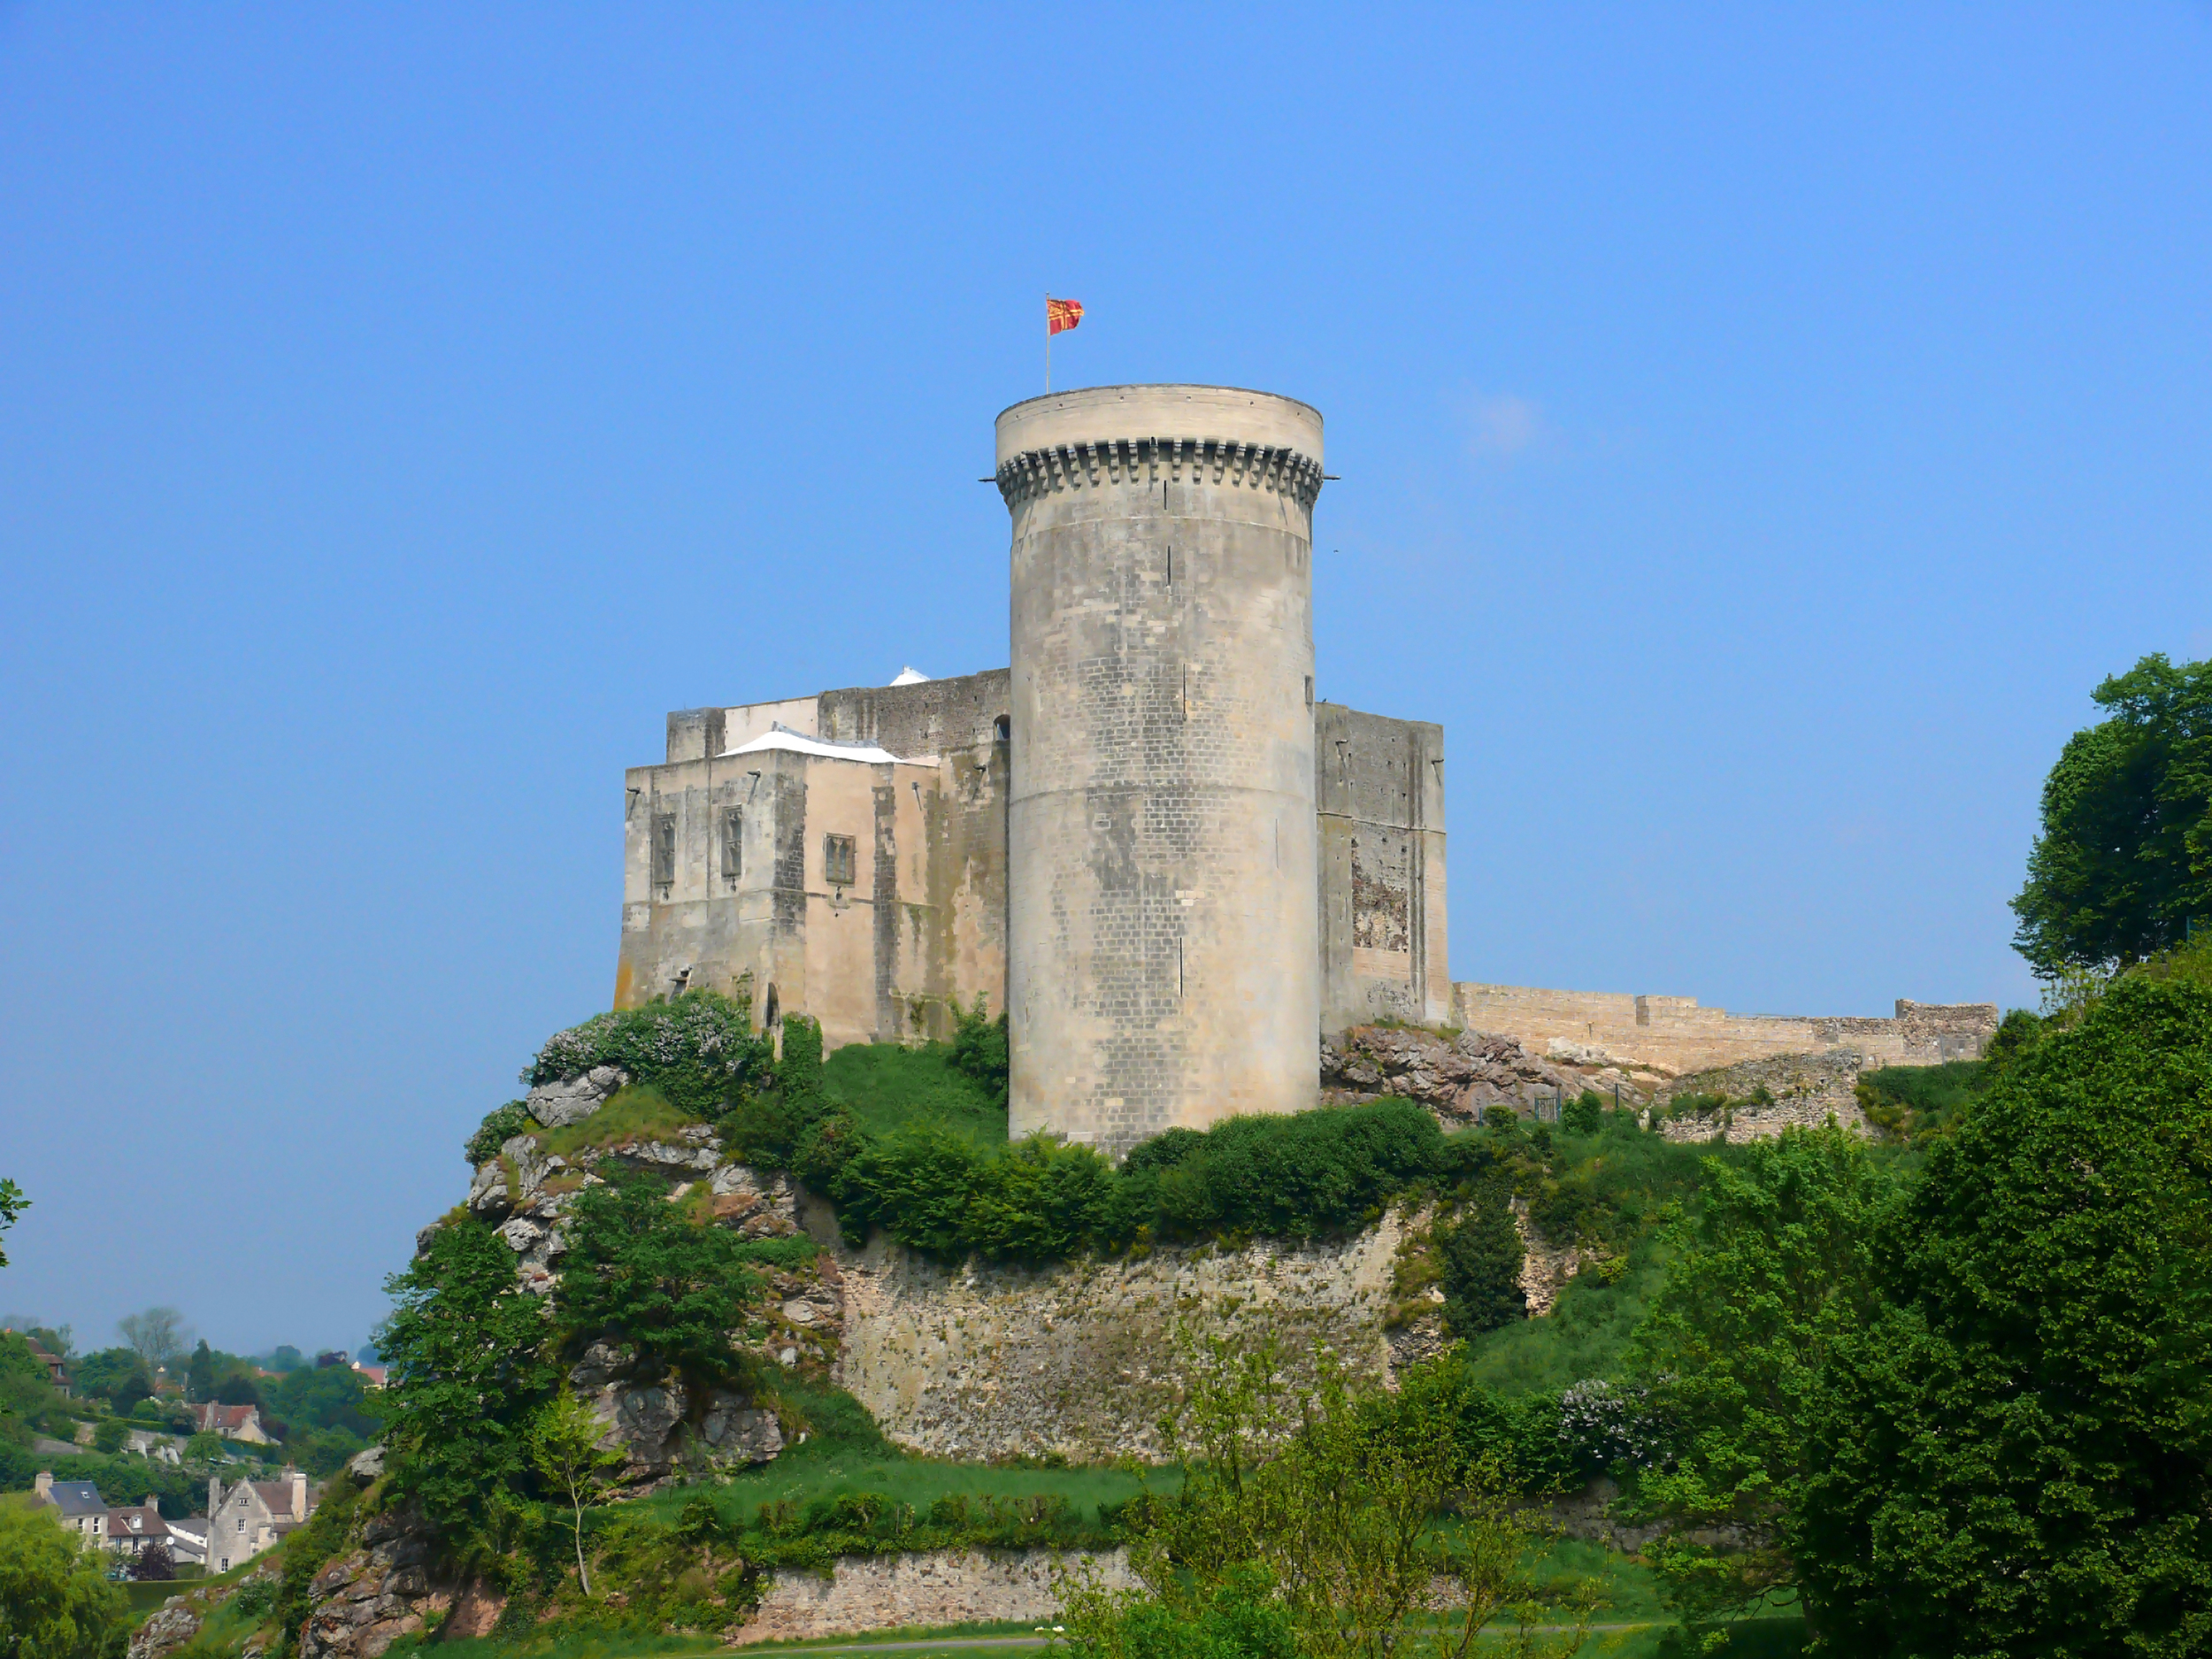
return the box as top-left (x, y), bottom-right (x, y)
top-left (719, 807), bottom-right (742, 886)
top-left (651, 811), bottom-right (677, 893)
top-left (823, 833), bottom-right (857, 888)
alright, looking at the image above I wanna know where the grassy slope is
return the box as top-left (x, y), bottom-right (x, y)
top-left (820, 1043), bottom-right (1007, 1147)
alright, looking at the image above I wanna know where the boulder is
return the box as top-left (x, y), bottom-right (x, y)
top-left (699, 1391), bottom-right (784, 1464)
top-left (524, 1064), bottom-right (629, 1129)
top-left (128, 1599), bottom-right (200, 1659)
top-left (345, 1446), bottom-right (385, 1486)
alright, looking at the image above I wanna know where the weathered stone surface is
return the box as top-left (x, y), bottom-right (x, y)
top-left (525, 1064), bottom-right (629, 1129)
top-left (127, 1599), bottom-right (201, 1659)
top-left (1320, 1025), bottom-right (1647, 1125)
top-left (345, 1446), bottom-right (385, 1486)
top-left (566, 1344), bottom-right (782, 1488)
top-left (698, 1391), bottom-right (784, 1463)
top-left (1655, 1050), bottom-right (1870, 1142)
top-left (834, 1218), bottom-right (1413, 1462)
top-left (731, 1548), bottom-right (1137, 1644)
top-left (300, 1506), bottom-right (451, 1659)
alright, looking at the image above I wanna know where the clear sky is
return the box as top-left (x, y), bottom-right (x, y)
top-left (4, 4), bottom-right (2208, 1355)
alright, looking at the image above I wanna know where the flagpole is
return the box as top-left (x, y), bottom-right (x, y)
top-left (1044, 291), bottom-right (1050, 394)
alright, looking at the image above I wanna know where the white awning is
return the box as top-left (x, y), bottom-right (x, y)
top-left (720, 724), bottom-right (913, 765)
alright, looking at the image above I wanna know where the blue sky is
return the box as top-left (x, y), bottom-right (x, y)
top-left (3, 4), bottom-right (2208, 1353)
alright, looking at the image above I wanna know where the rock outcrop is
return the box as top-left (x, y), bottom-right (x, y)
top-left (127, 1599), bottom-right (202, 1659)
top-left (1321, 1025), bottom-right (1651, 1124)
top-left (731, 1548), bottom-right (1138, 1644)
top-left (566, 1340), bottom-right (784, 1493)
top-left (524, 1064), bottom-right (629, 1128)
top-left (1655, 1050), bottom-right (1870, 1141)
top-left (300, 1506), bottom-right (444, 1659)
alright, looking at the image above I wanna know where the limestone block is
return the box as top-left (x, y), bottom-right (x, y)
top-left (733, 1548), bottom-right (1136, 1644)
top-left (524, 1065), bottom-right (629, 1129)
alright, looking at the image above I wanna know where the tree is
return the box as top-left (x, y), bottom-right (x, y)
top-left (0, 1179), bottom-right (25, 1269)
top-left (128, 1543), bottom-right (176, 1583)
top-left (0, 1504), bottom-right (127, 1659)
top-left (553, 1164), bottom-right (761, 1391)
top-left (2012, 652), bottom-right (2212, 976)
top-left (71, 1349), bottom-right (153, 1413)
top-left (1062, 1334), bottom-right (1593, 1659)
top-left (1794, 967), bottom-right (2212, 1656)
top-left (1439, 1192), bottom-right (1527, 1338)
top-left (185, 1340), bottom-right (214, 1402)
top-left (1627, 1124), bottom-right (1896, 1636)
top-left (527, 1390), bottom-right (624, 1594)
top-left (116, 1308), bottom-right (190, 1376)
top-left (376, 1217), bottom-right (557, 1543)
top-left (184, 1431), bottom-right (220, 1461)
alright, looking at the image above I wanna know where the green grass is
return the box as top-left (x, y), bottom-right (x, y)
top-left (541, 1085), bottom-right (701, 1161)
top-left (1455, 1247), bottom-right (1666, 1397)
top-left (821, 1043), bottom-right (1007, 1147)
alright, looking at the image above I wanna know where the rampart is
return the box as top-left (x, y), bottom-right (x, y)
top-left (1449, 983), bottom-right (1999, 1076)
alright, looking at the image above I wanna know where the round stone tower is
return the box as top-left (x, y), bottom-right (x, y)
top-left (995, 385), bottom-right (1325, 1156)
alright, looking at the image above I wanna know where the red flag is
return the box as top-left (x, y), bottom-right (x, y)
top-left (1047, 296), bottom-right (1084, 335)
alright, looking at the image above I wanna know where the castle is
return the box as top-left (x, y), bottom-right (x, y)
top-left (617, 385), bottom-right (1993, 1156)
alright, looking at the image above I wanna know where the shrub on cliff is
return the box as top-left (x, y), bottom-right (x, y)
top-left (525, 990), bottom-right (775, 1116)
top-left (949, 995), bottom-right (1010, 1109)
top-left (554, 1164), bottom-right (764, 1392)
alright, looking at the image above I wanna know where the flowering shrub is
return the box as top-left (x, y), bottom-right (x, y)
top-left (1557, 1377), bottom-right (1670, 1473)
top-left (525, 991), bottom-right (775, 1116)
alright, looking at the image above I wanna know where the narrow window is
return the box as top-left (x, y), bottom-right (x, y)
top-left (651, 812), bottom-right (676, 890)
top-left (824, 833), bottom-right (857, 887)
top-left (719, 808), bottom-right (742, 884)
top-left (1304, 674), bottom-right (1314, 709)
top-left (994, 714), bottom-right (1010, 743)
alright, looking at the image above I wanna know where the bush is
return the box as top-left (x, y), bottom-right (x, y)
top-left (526, 991), bottom-right (775, 1116)
top-left (1439, 1194), bottom-right (1526, 1337)
top-left (1562, 1090), bottom-right (1604, 1135)
top-left (949, 996), bottom-right (1010, 1110)
top-left (91, 1417), bottom-right (127, 1454)
top-left (465, 1102), bottom-right (535, 1167)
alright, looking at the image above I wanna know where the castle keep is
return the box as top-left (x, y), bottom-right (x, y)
top-left (618, 384), bottom-right (1987, 1155)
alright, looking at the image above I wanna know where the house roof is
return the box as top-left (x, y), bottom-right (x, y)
top-left (166, 1516), bottom-right (210, 1541)
top-left (195, 1403), bottom-right (258, 1432)
top-left (109, 1506), bottom-right (169, 1540)
top-left (721, 724), bottom-right (913, 766)
top-left (41, 1481), bottom-right (105, 1516)
top-left (250, 1479), bottom-right (311, 1519)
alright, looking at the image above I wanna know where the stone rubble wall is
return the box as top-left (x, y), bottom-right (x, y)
top-left (731, 1548), bottom-right (1137, 1644)
top-left (1451, 985), bottom-right (1997, 1078)
top-left (1652, 1050), bottom-right (1871, 1143)
top-left (833, 1217), bottom-right (1414, 1462)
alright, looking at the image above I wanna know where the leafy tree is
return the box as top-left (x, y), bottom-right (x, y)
top-left (266, 1363), bottom-right (377, 1440)
top-left (2012, 652), bottom-right (2212, 975)
top-left (0, 1503), bottom-right (126, 1659)
top-left (184, 1431), bottom-right (220, 1461)
top-left (527, 1389), bottom-right (625, 1594)
top-left (1628, 1123), bottom-right (1896, 1637)
top-left (376, 1216), bottom-right (557, 1542)
top-left (71, 1348), bottom-right (152, 1414)
top-left (1064, 1334), bottom-right (1593, 1659)
top-left (1439, 1192), bottom-right (1527, 1338)
top-left (0, 1178), bottom-right (25, 1269)
top-left (1795, 968), bottom-right (2212, 1656)
top-left (553, 1164), bottom-right (761, 1390)
top-left (185, 1340), bottom-right (214, 1402)
top-left (264, 1345), bottom-right (305, 1373)
top-left (91, 1417), bottom-right (127, 1454)
top-left (212, 1372), bottom-right (265, 1410)
top-left (128, 1542), bottom-right (176, 1583)
top-left (949, 995), bottom-right (1010, 1110)
top-left (1560, 1091), bottom-right (1604, 1136)
top-left (116, 1308), bottom-right (189, 1375)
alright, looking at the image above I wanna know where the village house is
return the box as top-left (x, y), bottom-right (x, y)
top-left (188, 1402), bottom-right (272, 1444)
top-left (31, 1473), bottom-right (109, 1546)
top-left (206, 1467), bottom-right (315, 1573)
top-left (101, 1498), bottom-right (173, 1562)
top-left (165, 1513), bottom-right (210, 1567)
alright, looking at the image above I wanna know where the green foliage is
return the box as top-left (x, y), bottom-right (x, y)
top-left (827, 1127), bottom-right (1115, 1261)
top-left (818, 1039), bottom-right (1009, 1146)
top-left (0, 1503), bottom-right (127, 1659)
top-left (1439, 1194), bottom-right (1526, 1338)
top-left (725, 1235), bottom-right (818, 1270)
top-left (0, 1177), bottom-right (25, 1269)
top-left (1794, 969), bottom-right (2212, 1656)
top-left (266, 1363), bottom-right (378, 1440)
top-left (530, 1391), bottom-right (626, 1595)
top-left (537, 1086), bottom-right (697, 1164)
top-left (71, 1349), bottom-right (152, 1413)
top-left (2012, 651), bottom-right (2212, 975)
top-left (467, 1102), bottom-right (536, 1168)
top-left (1627, 1125), bottom-right (1899, 1635)
top-left (1562, 1091), bottom-right (1604, 1136)
top-left (526, 991), bottom-right (776, 1118)
top-left (949, 995), bottom-right (1010, 1110)
top-left (1851, 1057), bottom-right (1991, 1143)
top-left (91, 1417), bottom-right (127, 1454)
top-left (376, 1216), bottom-right (557, 1544)
top-left (553, 1164), bottom-right (763, 1391)
top-left (1065, 1335), bottom-right (1594, 1659)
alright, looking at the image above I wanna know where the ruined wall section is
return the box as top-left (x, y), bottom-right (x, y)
top-left (818, 669), bottom-right (1010, 759)
top-left (1450, 983), bottom-right (2000, 1076)
top-left (1317, 703), bottom-right (1448, 1037)
top-left (833, 1217), bottom-right (1409, 1463)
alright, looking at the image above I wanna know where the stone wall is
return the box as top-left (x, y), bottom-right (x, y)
top-left (832, 1216), bottom-right (1412, 1463)
top-left (1451, 985), bottom-right (1998, 1078)
top-left (1317, 704), bottom-right (1449, 1036)
top-left (732, 1548), bottom-right (1136, 1644)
